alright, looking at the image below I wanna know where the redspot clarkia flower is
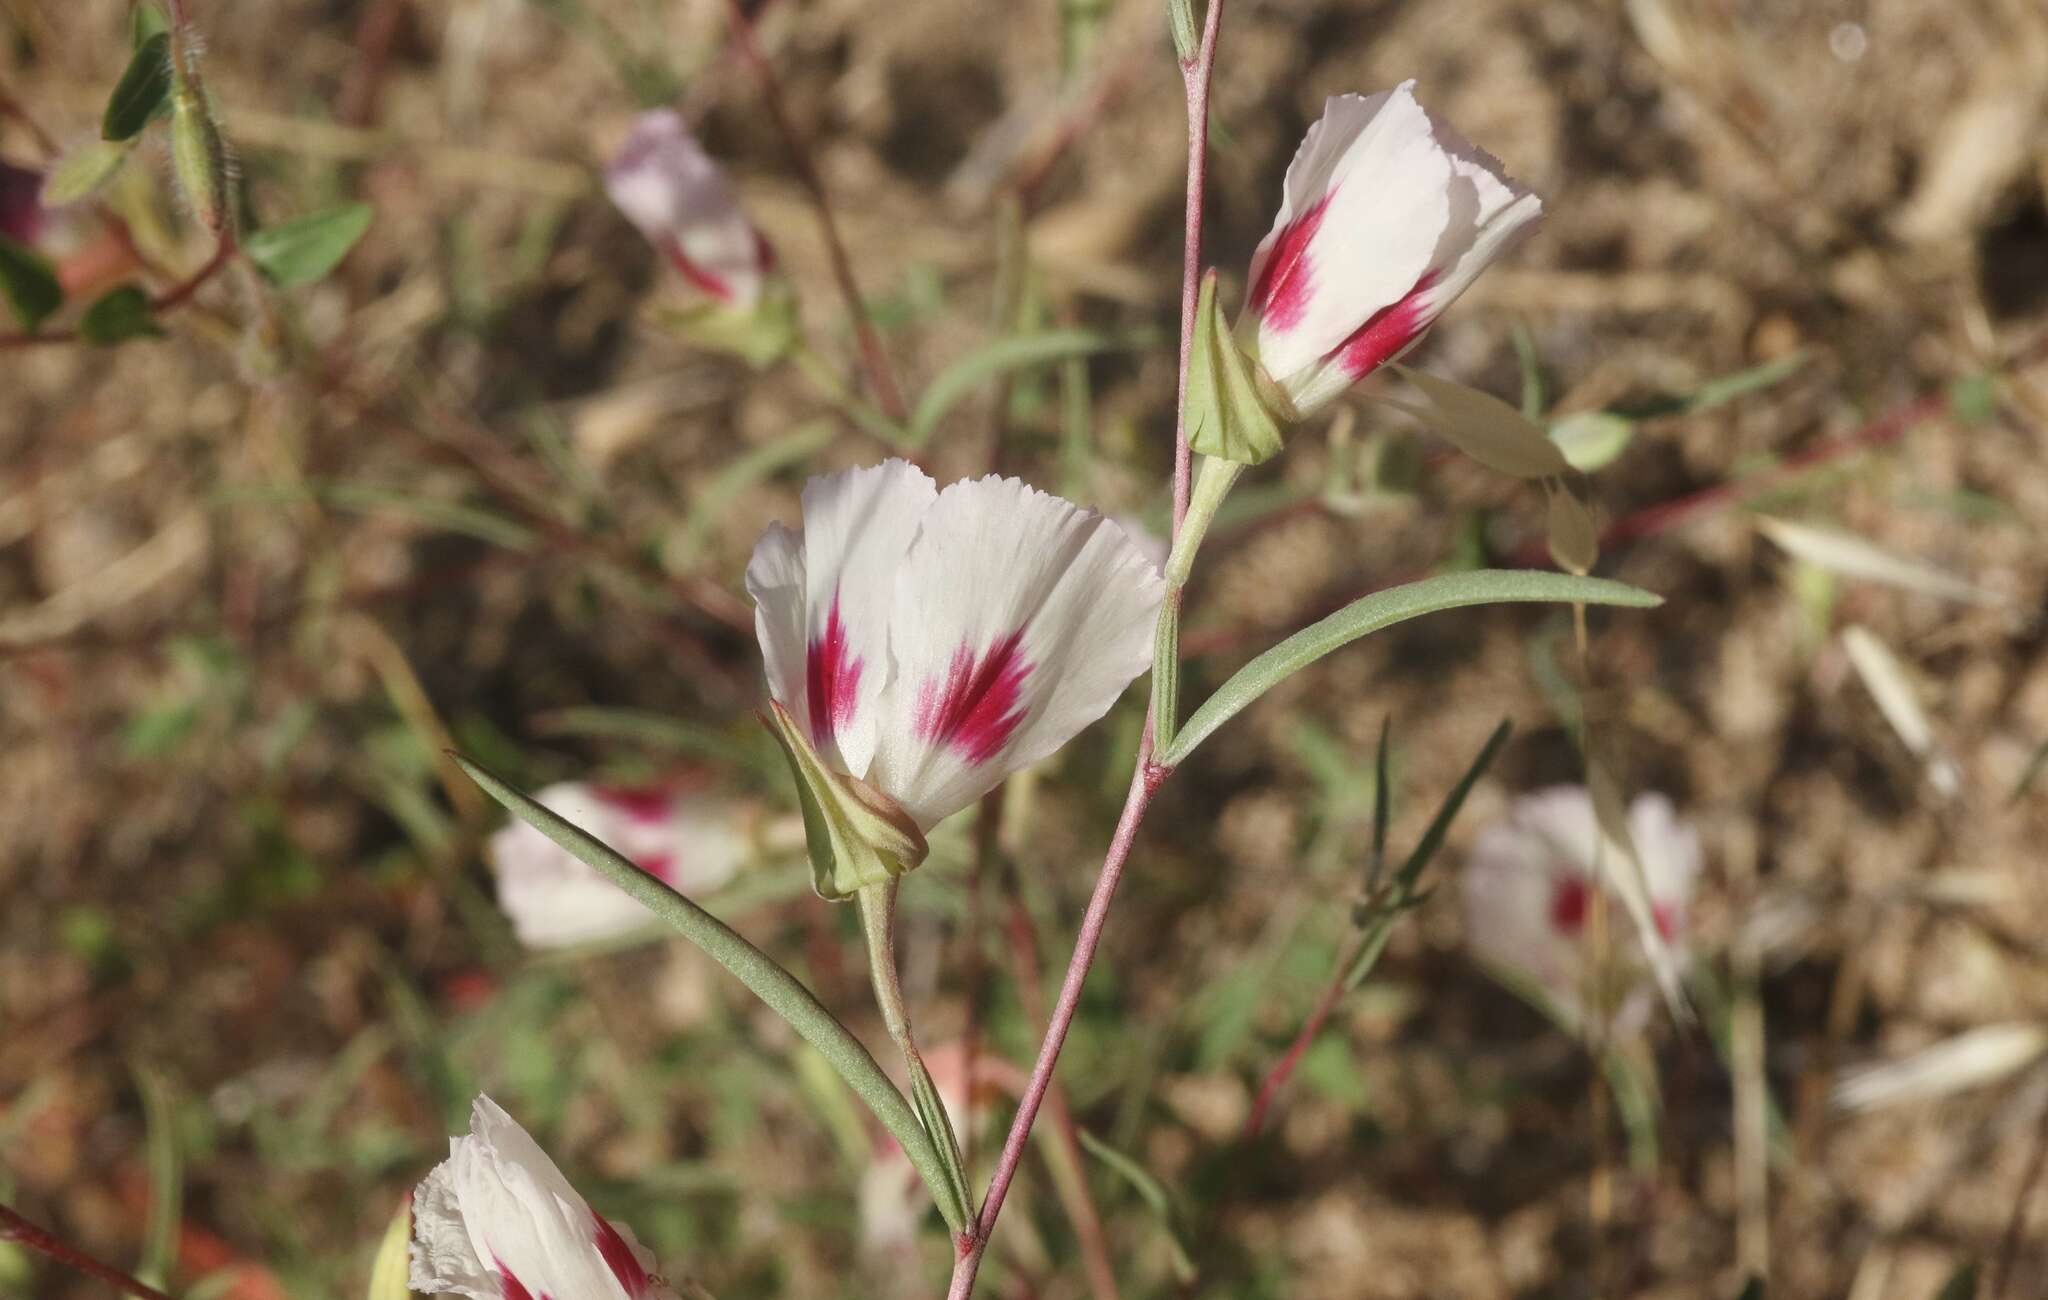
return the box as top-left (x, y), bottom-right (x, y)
top-left (605, 109), bottom-right (773, 309)
top-left (748, 461), bottom-right (1164, 839)
top-left (411, 1097), bottom-right (681, 1300)
top-left (1461, 786), bottom-right (1699, 1033)
top-left (1240, 81), bottom-right (1542, 418)
top-left (486, 782), bottom-right (749, 949)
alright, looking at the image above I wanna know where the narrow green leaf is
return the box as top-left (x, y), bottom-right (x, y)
top-left (2010, 736), bottom-right (2048, 806)
top-left (1076, 1128), bottom-right (1196, 1283)
top-left (80, 285), bottom-right (163, 344)
top-left (103, 33), bottom-right (173, 142)
top-left (452, 754), bottom-right (969, 1234)
top-left (1150, 594), bottom-right (1182, 754)
top-left (133, 1065), bottom-right (182, 1290)
top-left (670, 420), bottom-right (835, 565)
top-left (0, 235), bottom-right (62, 331)
top-left (244, 204), bottom-right (375, 287)
top-left (909, 328), bottom-right (1147, 447)
top-left (1613, 352), bottom-right (1807, 421)
top-left (1391, 718), bottom-right (1510, 890)
top-left (906, 1053), bottom-right (973, 1221)
top-left (365, 1196), bottom-right (413, 1300)
top-left (1363, 717), bottom-right (1390, 895)
top-left (1161, 571), bottom-right (1660, 766)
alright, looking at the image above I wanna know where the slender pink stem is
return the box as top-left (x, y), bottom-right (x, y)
top-left (1242, 948), bottom-right (1352, 1139)
top-left (0, 1204), bottom-right (176, 1300)
top-left (947, 763), bottom-right (1163, 1299)
top-left (946, 8), bottom-right (1225, 1296)
top-left (1170, 0), bottom-right (1225, 531)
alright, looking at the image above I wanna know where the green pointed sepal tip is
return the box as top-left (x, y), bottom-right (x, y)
top-left (762, 700), bottom-right (928, 901)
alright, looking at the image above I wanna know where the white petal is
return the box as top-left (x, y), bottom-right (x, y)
top-left (1248, 85), bottom-right (1452, 385)
top-left (867, 477), bottom-right (1164, 829)
top-left (604, 109), bottom-right (766, 307)
top-left (1408, 116), bottom-right (1544, 320)
top-left (488, 784), bottom-right (750, 949)
top-left (746, 460), bottom-right (938, 778)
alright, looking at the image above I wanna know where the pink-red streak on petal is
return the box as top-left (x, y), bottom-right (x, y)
top-left (593, 1212), bottom-right (653, 1298)
top-left (915, 631), bottom-right (1032, 766)
top-left (806, 595), bottom-right (863, 747)
top-left (1247, 195), bottom-right (1332, 333)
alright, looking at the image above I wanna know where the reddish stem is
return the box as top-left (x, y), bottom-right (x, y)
top-left (1003, 897), bottom-right (1122, 1300)
top-left (947, 763), bottom-right (1164, 1299)
top-left (1242, 947), bottom-right (1352, 1139)
top-left (0, 1203), bottom-right (177, 1300)
top-left (718, 0), bottom-right (909, 425)
top-left (0, 234), bottom-right (236, 350)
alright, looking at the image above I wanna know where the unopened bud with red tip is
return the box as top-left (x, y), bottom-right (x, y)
top-left (1238, 82), bottom-right (1542, 419)
top-left (605, 109), bottom-right (774, 310)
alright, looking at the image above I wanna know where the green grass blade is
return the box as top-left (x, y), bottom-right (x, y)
top-left (452, 753), bottom-right (969, 1233)
top-left (1161, 571), bottom-right (1660, 766)
top-left (908, 328), bottom-right (1150, 447)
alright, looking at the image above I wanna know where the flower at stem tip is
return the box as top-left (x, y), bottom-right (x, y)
top-left (748, 461), bottom-right (1166, 898)
top-left (411, 1096), bottom-right (683, 1300)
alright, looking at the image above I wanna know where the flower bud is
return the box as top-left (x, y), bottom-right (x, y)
top-left (1239, 82), bottom-right (1542, 418)
top-left (169, 78), bottom-right (233, 236)
top-left (605, 109), bottom-right (774, 309)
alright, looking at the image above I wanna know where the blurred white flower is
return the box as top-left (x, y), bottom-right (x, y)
top-left (412, 1096), bottom-right (680, 1300)
top-left (1462, 786), bottom-right (1700, 1032)
top-left (487, 782), bottom-right (749, 949)
top-left (747, 460), bottom-right (1164, 835)
top-left (1239, 82), bottom-right (1542, 418)
top-left (605, 109), bottom-right (773, 308)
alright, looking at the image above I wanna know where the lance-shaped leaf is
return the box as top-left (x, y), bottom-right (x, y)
top-left (1548, 410), bottom-right (1636, 472)
top-left (42, 138), bottom-right (135, 207)
top-left (1160, 570), bottom-right (1659, 766)
top-left (103, 33), bottom-right (173, 142)
top-left (764, 700), bottom-right (928, 901)
top-left (1186, 270), bottom-right (1287, 465)
top-left (1546, 481), bottom-right (1599, 575)
top-left (452, 753), bottom-right (968, 1233)
top-left (245, 204), bottom-right (375, 287)
top-left (79, 285), bottom-right (163, 344)
top-left (1382, 363), bottom-right (1571, 479)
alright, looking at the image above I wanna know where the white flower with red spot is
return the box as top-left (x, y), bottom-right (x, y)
top-left (747, 460), bottom-right (1165, 835)
top-left (1240, 82), bottom-right (1542, 418)
top-left (1461, 786), bottom-right (1700, 1033)
top-left (411, 1096), bottom-right (681, 1300)
top-left (604, 109), bottom-right (773, 309)
top-left (487, 782), bottom-right (749, 949)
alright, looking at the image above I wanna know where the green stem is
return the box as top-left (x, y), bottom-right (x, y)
top-left (454, 754), bottom-right (969, 1233)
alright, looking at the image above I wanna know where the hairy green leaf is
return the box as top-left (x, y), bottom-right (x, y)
top-left (245, 204), bottom-right (375, 287)
top-left (104, 33), bottom-right (173, 142)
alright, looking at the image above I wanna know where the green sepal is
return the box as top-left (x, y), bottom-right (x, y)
top-left (653, 284), bottom-right (798, 369)
top-left (763, 700), bottom-right (927, 901)
top-left (1185, 269), bottom-right (1287, 466)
